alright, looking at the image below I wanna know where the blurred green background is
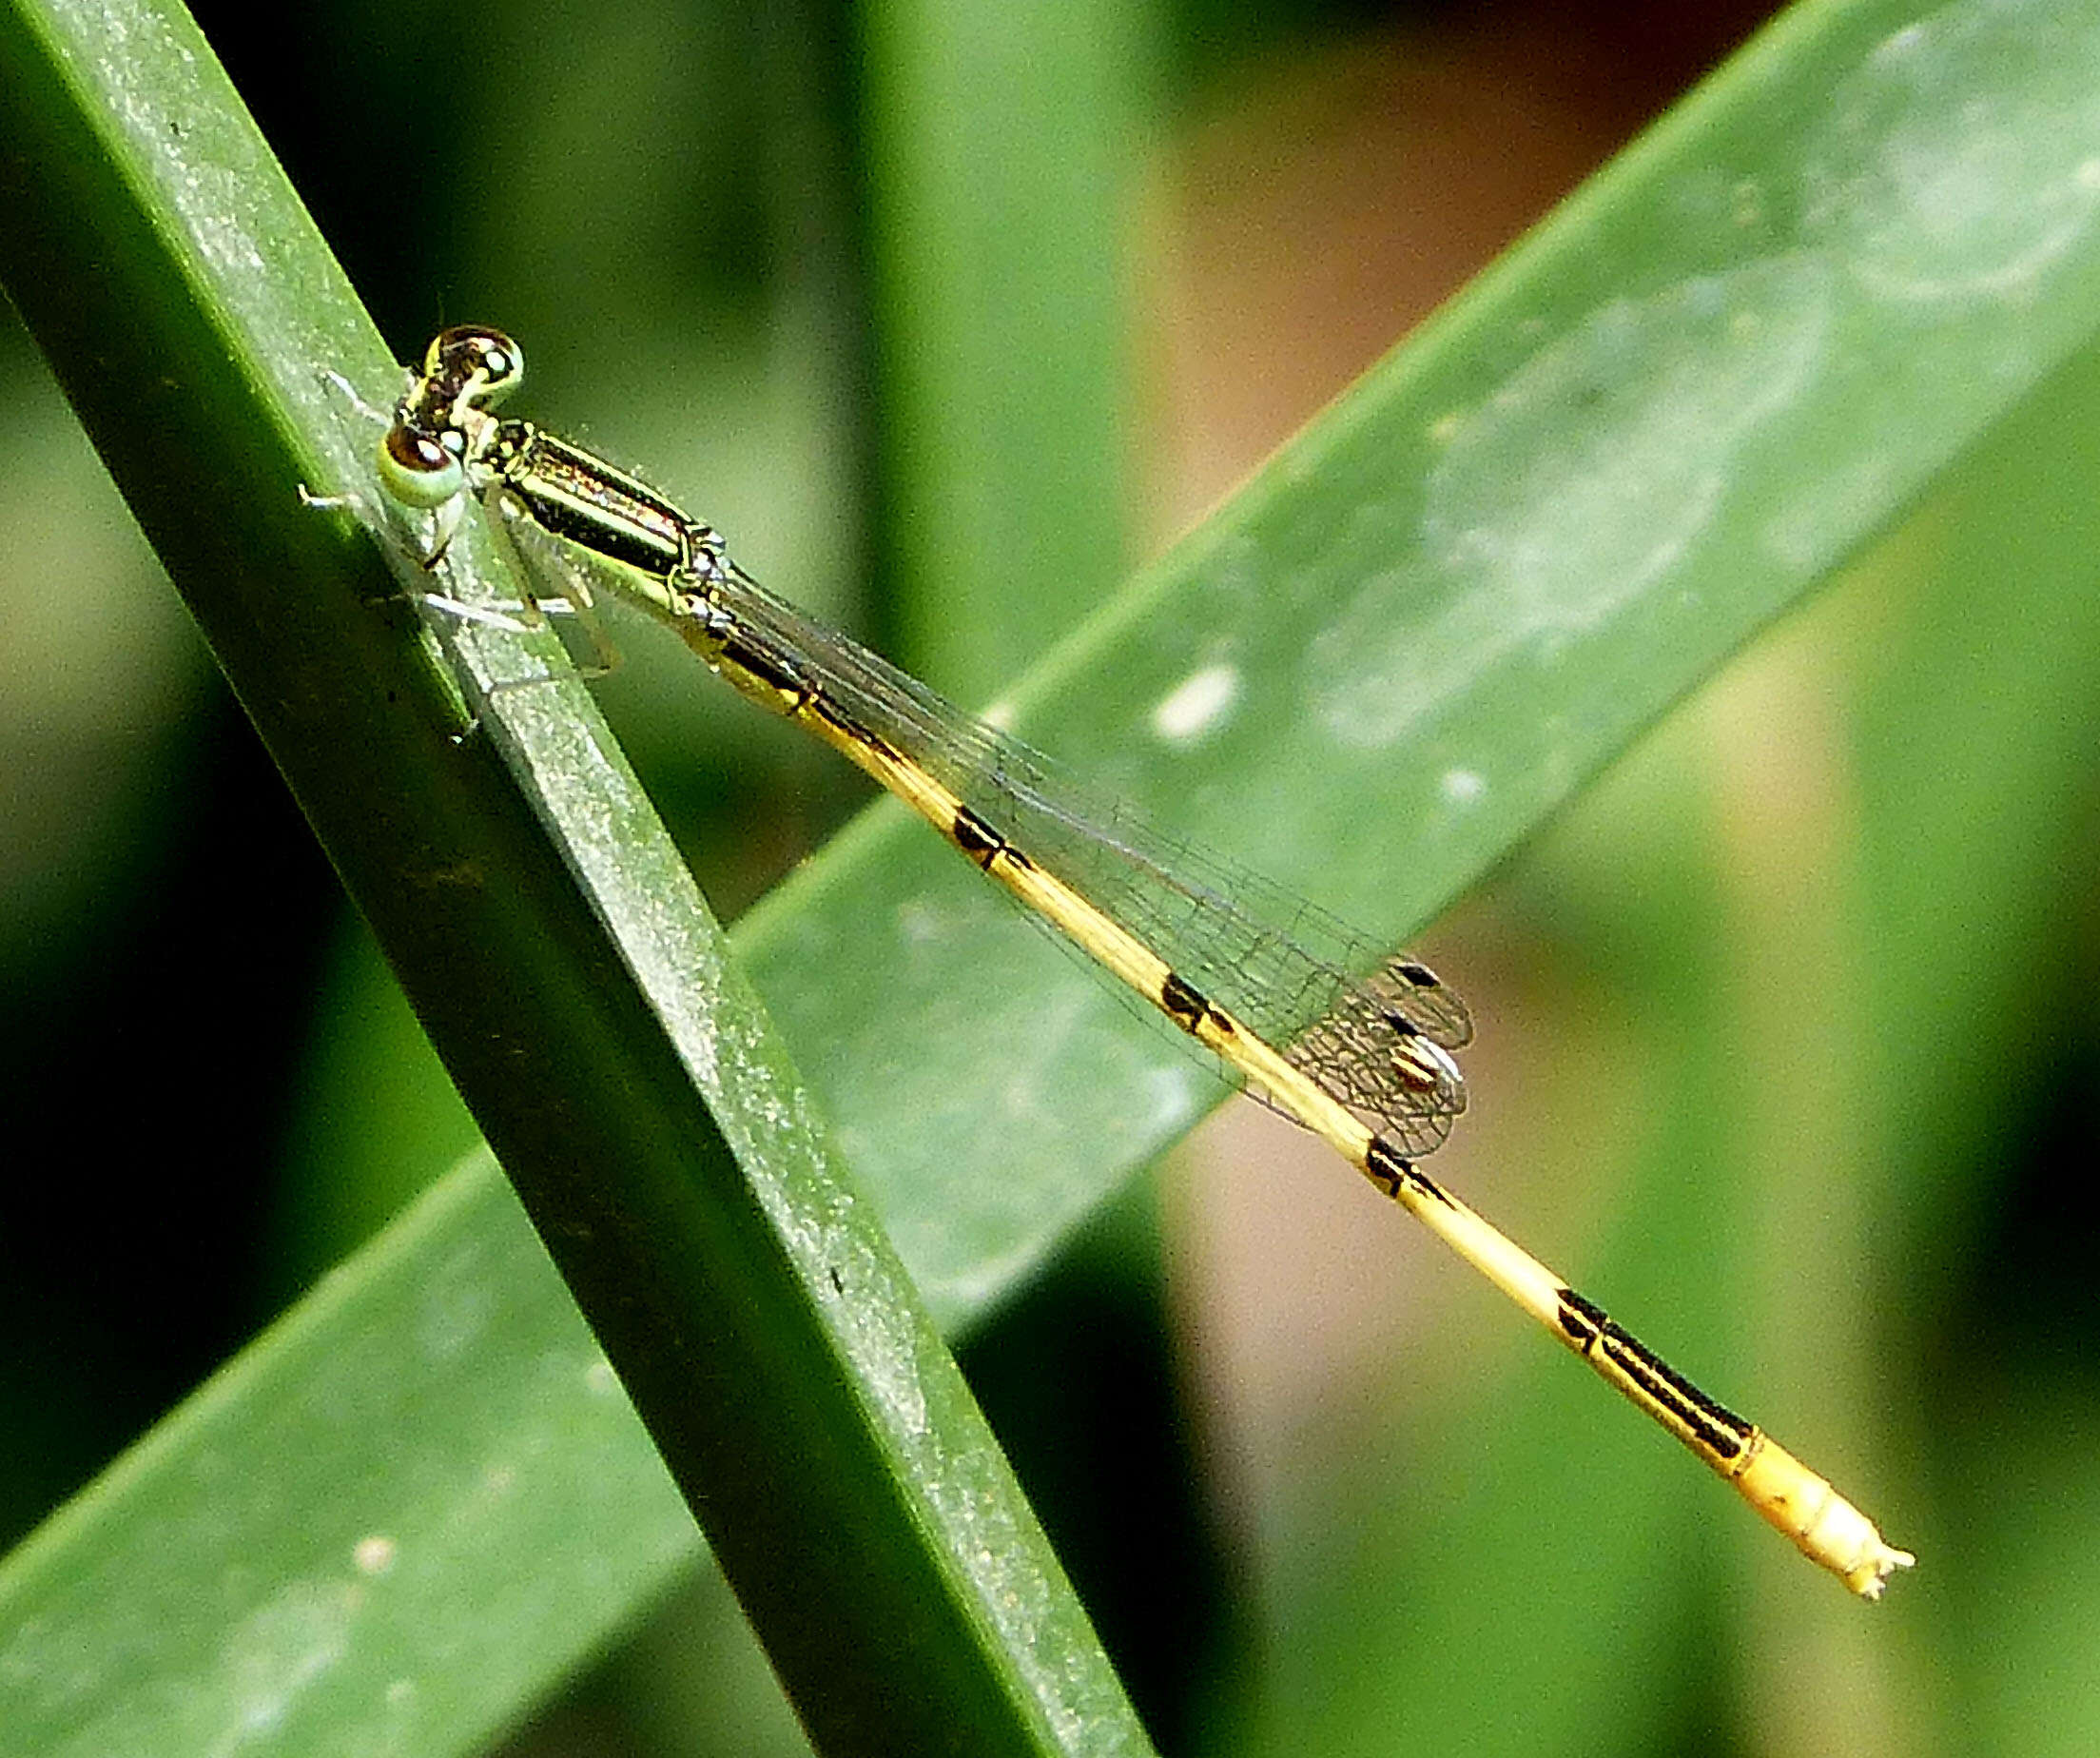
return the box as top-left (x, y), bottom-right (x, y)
top-left (3, 0), bottom-right (2096, 1753)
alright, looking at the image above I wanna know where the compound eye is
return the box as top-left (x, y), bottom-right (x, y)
top-left (476, 336), bottom-right (520, 387)
top-left (379, 423), bottom-right (465, 509)
top-left (438, 326), bottom-right (523, 400)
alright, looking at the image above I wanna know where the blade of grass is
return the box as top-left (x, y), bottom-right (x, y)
top-left (856, 0), bottom-right (1152, 698)
top-left (0, 1), bottom-right (1151, 1754)
top-left (1237, 315), bottom-right (2100, 1758)
top-left (738, 0), bottom-right (2100, 1317)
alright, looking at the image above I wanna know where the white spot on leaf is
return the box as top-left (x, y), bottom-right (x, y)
top-left (352, 1535), bottom-right (397, 1576)
top-left (1150, 663), bottom-right (1241, 743)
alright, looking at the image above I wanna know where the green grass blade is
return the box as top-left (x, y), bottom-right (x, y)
top-left (857, 0), bottom-right (1152, 697)
top-left (0, 1), bottom-right (1150, 1754)
top-left (737, 0), bottom-right (2100, 1316)
top-left (1236, 320), bottom-right (2100, 1758)
top-left (0, 1162), bottom-right (702, 1756)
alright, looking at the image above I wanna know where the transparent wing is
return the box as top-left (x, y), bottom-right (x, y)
top-left (690, 561), bottom-right (1471, 1157)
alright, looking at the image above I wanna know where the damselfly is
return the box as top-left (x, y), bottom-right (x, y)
top-left (327, 327), bottom-right (1913, 1597)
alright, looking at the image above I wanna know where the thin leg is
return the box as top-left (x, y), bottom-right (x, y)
top-left (315, 365), bottom-right (395, 428)
top-left (417, 592), bottom-right (535, 635)
top-left (300, 483), bottom-right (368, 518)
top-left (486, 490), bottom-right (622, 677)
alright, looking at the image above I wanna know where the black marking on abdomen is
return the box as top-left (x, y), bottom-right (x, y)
top-left (1158, 971), bottom-right (1212, 1034)
top-left (950, 804), bottom-right (1004, 869)
top-left (1393, 961), bottom-right (1439, 988)
top-left (1556, 1289), bottom-right (1752, 1458)
top-left (1364, 1136), bottom-right (1451, 1205)
top-left (718, 631), bottom-right (807, 709)
top-left (812, 716), bottom-right (904, 770)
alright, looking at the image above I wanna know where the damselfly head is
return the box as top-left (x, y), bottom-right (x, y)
top-left (379, 328), bottom-right (526, 514)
